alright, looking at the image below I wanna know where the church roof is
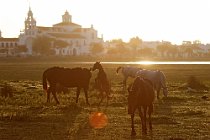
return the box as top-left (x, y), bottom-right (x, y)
top-left (37, 26), bottom-right (68, 32)
top-left (37, 26), bottom-right (52, 31)
top-left (73, 28), bottom-right (82, 32)
top-left (48, 33), bottom-right (85, 39)
top-left (0, 38), bottom-right (18, 42)
top-left (53, 22), bottom-right (81, 27)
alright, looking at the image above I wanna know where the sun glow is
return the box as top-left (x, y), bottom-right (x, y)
top-left (0, 0), bottom-right (210, 44)
top-left (137, 61), bottom-right (154, 65)
top-left (89, 112), bottom-right (108, 129)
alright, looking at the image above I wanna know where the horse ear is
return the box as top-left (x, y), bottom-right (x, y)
top-left (127, 84), bottom-right (132, 93)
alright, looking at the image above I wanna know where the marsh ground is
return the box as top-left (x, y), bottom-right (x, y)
top-left (0, 60), bottom-right (210, 140)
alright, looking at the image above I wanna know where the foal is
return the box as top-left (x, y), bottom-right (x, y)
top-left (92, 62), bottom-right (111, 106)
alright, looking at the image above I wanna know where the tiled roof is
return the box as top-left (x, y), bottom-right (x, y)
top-left (37, 26), bottom-right (52, 31)
top-left (37, 26), bottom-right (67, 32)
top-left (53, 22), bottom-right (81, 27)
top-left (48, 33), bottom-right (85, 39)
top-left (0, 38), bottom-right (18, 42)
top-left (73, 28), bottom-right (82, 32)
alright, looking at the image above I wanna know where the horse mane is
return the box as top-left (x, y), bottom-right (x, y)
top-left (143, 78), bottom-right (153, 87)
top-left (157, 70), bottom-right (166, 87)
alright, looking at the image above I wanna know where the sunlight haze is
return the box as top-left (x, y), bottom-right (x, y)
top-left (0, 0), bottom-right (210, 44)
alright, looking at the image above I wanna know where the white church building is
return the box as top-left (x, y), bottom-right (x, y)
top-left (0, 8), bottom-right (103, 56)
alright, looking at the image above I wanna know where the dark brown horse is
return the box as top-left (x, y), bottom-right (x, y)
top-left (42, 67), bottom-right (92, 105)
top-left (127, 77), bottom-right (155, 136)
top-left (92, 62), bottom-right (111, 106)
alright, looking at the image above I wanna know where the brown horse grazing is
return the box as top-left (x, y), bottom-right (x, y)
top-left (92, 62), bottom-right (111, 106)
top-left (42, 67), bottom-right (92, 105)
top-left (127, 77), bottom-right (155, 136)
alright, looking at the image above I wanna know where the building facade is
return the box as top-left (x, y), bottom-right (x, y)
top-left (0, 37), bottom-right (18, 57)
top-left (1, 8), bottom-right (103, 56)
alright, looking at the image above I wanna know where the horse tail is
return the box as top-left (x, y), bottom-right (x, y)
top-left (159, 71), bottom-right (168, 97)
top-left (159, 71), bottom-right (166, 87)
top-left (42, 71), bottom-right (48, 91)
top-left (116, 66), bottom-right (122, 74)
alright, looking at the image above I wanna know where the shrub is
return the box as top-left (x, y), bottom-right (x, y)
top-left (187, 76), bottom-right (208, 90)
top-left (0, 83), bottom-right (13, 98)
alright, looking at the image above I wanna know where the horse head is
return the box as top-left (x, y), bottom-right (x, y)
top-left (92, 61), bottom-right (101, 71)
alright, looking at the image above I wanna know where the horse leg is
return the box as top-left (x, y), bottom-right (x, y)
top-left (148, 104), bottom-right (153, 131)
top-left (105, 91), bottom-right (110, 107)
top-left (51, 86), bottom-right (60, 104)
top-left (46, 87), bottom-right (51, 103)
top-left (141, 106), bottom-right (147, 134)
top-left (138, 106), bottom-right (146, 135)
top-left (156, 87), bottom-right (161, 99)
top-left (123, 77), bottom-right (128, 93)
top-left (131, 113), bottom-right (136, 136)
top-left (83, 87), bottom-right (90, 105)
top-left (76, 87), bottom-right (81, 104)
top-left (98, 91), bottom-right (104, 106)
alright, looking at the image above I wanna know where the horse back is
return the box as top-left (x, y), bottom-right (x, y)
top-left (44, 67), bottom-right (91, 88)
top-left (133, 78), bottom-right (155, 105)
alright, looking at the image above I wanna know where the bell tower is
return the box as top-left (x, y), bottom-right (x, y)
top-left (25, 7), bottom-right (36, 34)
top-left (62, 10), bottom-right (72, 23)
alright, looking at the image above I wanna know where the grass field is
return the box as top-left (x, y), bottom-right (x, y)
top-left (0, 60), bottom-right (210, 140)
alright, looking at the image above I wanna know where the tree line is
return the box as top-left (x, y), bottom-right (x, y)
top-left (13, 35), bottom-right (210, 58)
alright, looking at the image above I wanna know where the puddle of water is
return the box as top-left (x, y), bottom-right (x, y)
top-left (74, 61), bottom-right (210, 65)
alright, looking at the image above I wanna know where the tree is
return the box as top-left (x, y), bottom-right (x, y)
top-left (90, 42), bottom-right (104, 55)
top-left (16, 45), bottom-right (28, 53)
top-left (139, 47), bottom-right (153, 57)
top-left (106, 47), bottom-right (118, 55)
top-left (184, 47), bottom-right (193, 57)
top-left (128, 37), bottom-right (143, 57)
top-left (128, 37), bottom-right (142, 48)
top-left (156, 42), bottom-right (171, 57)
top-left (32, 35), bottom-right (54, 55)
top-left (167, 45), bottom-right (178, 58)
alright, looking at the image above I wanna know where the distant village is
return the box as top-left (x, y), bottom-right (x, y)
top-left (1, 7), bottom-right (210, 58)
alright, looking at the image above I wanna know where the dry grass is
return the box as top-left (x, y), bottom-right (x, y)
top-left (0, 62), bottom-right (210, 139)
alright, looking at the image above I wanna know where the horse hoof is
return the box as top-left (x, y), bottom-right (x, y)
top-left (142, 130), bottom-right (147, 135)
top-left (56, 101), bottom-right (60, 104)
top-left (131, 131), bottom-right (136, 136)
top-left (107, 95), bottom-right (113, 99)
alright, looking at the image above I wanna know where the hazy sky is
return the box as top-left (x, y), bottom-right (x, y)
top-left (0, 0), bottom-right (210, 44)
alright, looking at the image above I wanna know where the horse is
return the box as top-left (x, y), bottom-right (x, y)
top-left (127, 77), bottom-right (155, 136)
top-left (42, 66), bottom-right (92, 105)
top-left (92, 62), bottom-right (111, 106)
top-left (116, 66), bottom-right (142, 92)
top-left (136, 69), bottom-right (168, 99)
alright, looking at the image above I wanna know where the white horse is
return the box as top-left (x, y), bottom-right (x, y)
top-left (136, 69), bottom-right (168, 99)
top-left (116, 66), bottom-right (142, 92)
top-left (116, 66), bottom-right (168, 99)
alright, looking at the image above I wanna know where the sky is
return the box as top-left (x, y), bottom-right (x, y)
top-left (0, 0), bottom-right (210, 45)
